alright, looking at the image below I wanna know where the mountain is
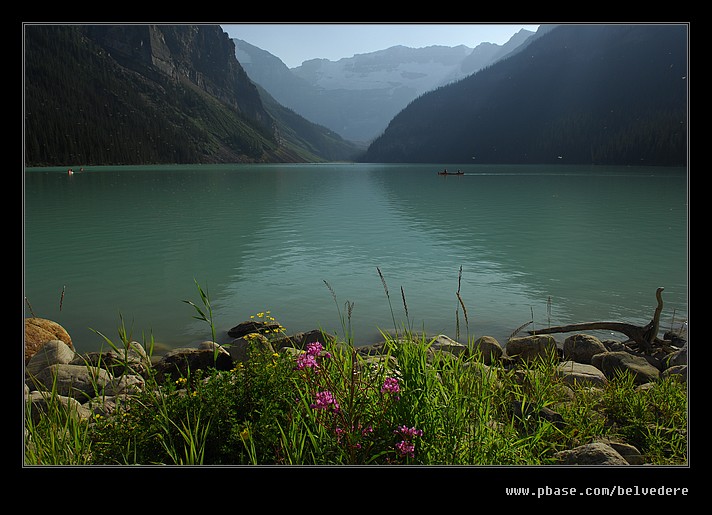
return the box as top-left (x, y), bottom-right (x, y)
top-left (362, 24), bottom-right (687, 166)
top-left (233, 30), bottom-right (535, 143)
top-left (24, 25), bottom-right (361, 167)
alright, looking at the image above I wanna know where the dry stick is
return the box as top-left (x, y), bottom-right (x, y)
top-left (528, 287), bottom-right (665, 352)
top-left (59, 285), bottom-right (66, 312)
top-left (455, 266), bottom-right (469, 341)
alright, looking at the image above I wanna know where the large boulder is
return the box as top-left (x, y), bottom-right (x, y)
top-left (505, 335), bottom-right (558, 363)
top-left (563, 334), bottom-right (607, 364)
top-left (25, 318), bottom-right (73, 364)
top-left (591, 351), bottom-right (660, 385)
top-left (556, 360), bottom-right (608, 388)
top-left (555, 442), bottom-right (630, 465)
top-left (72, 341), bottom-right (152, 378)
top-left (26, 363), bottom-right (113, 401)
top-left (470, 335), bottom-right (503, 364)
top-left (228, 319), bottom-right (281, 338)
top-left (152, 346), bottom-right (233, 383)
top-left (430, 334), bottom-right (468, 357)
top-left (25, 339), bottom-right (76, 377)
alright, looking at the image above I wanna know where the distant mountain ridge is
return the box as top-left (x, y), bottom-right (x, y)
top-left (24, 25), bottom-right (361, 166)
top-left (362, 24), bottom-right (687, 166)
top-left (233, 29), bottom-right (536, 142)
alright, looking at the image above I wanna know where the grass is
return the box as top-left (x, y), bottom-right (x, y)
top-left (23, 276), bottom-right (688, 466)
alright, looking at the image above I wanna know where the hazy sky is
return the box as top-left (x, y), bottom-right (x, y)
top-left (221, 24), bottom-right (540, 68)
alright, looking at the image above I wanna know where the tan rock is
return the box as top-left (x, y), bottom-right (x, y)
top-left (24, 318), bottom-right (73, 364)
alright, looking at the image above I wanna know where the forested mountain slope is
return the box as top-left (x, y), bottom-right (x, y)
top-left (362, 24), bottom-right (687, 166)
top-left (24, 25), bottom-right (360, 166)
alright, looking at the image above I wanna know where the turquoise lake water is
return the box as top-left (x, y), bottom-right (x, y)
top-left (23, 163), bottom-right (688, 354)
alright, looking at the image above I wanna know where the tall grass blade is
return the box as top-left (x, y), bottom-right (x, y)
top-left (377, 267), bottom-right (398, 336)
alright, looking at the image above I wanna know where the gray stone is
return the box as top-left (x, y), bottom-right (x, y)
top-left (505, 335), bottom-right (558, 362)
top-left (591, 351), bottom-right (660, 385)
top-left (470, 335), bottom-right (503, 364)
top-left (556, 360), bottom-right (608, 388)
top-left (555, 442), bottom-right (630, 465)
top-left (563, 334), bottom-right (608, 364)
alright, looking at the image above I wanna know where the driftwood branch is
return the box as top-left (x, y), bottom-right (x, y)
top-left (528, 287), bottom-right (665, 353)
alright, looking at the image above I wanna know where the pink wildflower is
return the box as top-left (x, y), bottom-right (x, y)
top-left (395, 440), bottom-right (416, 458)
top-left (305, 342), bottom-right (323, 355)
top-left (381, 377), bottom-right (400, 398)
top-left (295, 352), bottom-right (318, 370)
top-left (393, 425), bottom-right (423, 459)
top-left (310, 390), bottom-right (340, 412)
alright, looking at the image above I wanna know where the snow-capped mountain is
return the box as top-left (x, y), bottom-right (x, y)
top-left (233, 29), bottom-right (535, 142)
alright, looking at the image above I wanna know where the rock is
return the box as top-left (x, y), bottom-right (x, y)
top-left (152, 346), bottom-right (233, 383)
top-left (72, 341), bottom-right (152, 378)
top-left (25, 389), bottom-right (93, 424)
top-left (228, 320), bottom-right (281, 338)
top-left (662, 365), bottom-right (687, 383)
top-left (666, 344), bottom-right (687, 367)
top-left (595, 438), bottom-right (645, 465)
top-left (512, 402), bottom-right (565, 429)
top-left (430, 334), bottom-right (468, 357)
top-left (27, 363), bottom-right (113, 401)
top-left (556, 360), bottom-right (608, 388)
top-left (228, 334), bottom-right (275, 364)
top-left (591, 351), bottom-right (660, 385)
top-left (554, 442), bottom-right (630, 465)
top-left (270, 329), bottom-right (336, 350)
top-left (470, 335), bottom-right (503, 364)
top-left (25, 339), bottom-right (76, 377)
top-left (24, 318), bottom-right (73, 363)
top-left (505, 335), bottom-right (558, 363)
top-left (563, 334), bottom-right (607, 364)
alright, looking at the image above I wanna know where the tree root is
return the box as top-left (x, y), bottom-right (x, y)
top-left (528, 287), bottom-right (666, 353)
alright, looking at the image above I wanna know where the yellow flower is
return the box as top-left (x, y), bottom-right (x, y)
top-left (240, 428), bottom-right (250, 440)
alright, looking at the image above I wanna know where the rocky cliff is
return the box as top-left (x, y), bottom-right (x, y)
top-left (24, 24), bottom-right (360, 166)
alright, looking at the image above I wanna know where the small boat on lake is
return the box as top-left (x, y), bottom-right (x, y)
top-left (437, 169), bottom-right (464, 176)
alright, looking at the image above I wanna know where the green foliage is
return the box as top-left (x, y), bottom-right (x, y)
top-left (25, 330), bottom-right (688, 465)
top-left (24, 281), bottom-right (687, 466)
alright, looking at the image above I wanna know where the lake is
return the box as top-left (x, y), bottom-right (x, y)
top-left (23, 163), bottom-right (688, 355)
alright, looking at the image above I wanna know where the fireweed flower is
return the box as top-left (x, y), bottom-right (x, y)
top-left (295, 352), bottom-right (318, 370)
top-left (395, 440), bottom-right (416, 458)
top-left (310, 390), bottom-right (340, 412)
top-left (394, 425), bottom-right (424, 459)
top-left (381, 377), bottom-right (400, 397)
top-left (296, 341), bottom-right (333, 370)
top-left (305, 341), bottom-right (331, 358)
